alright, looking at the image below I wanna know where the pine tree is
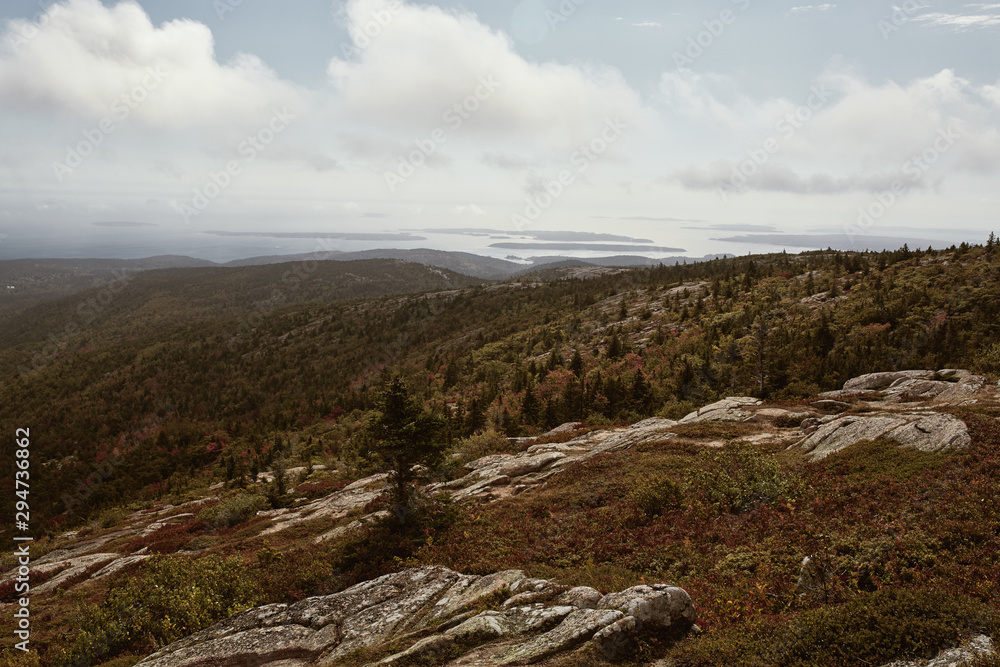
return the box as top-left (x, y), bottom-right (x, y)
top-left (521, 382), bottom-right (540, 427)
top-left (363, 378), bottom-right (446, 520)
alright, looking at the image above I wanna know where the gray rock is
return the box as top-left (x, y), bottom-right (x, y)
top-left (843, 370), bottom-right (936, 392)
top-left (935, 368), bottom-right (971, 381)
top-left (934, 375), bottom-right (987, 404)
top-left (597, 585), bottom-right (695, 635)
top-left (795, 412), bottom-right (971, 461)
top-left (555, 586), bottom-right (603, 610)
top-left (497, 608), bottom-right (627, 664)
top-left (680, 397), bottom-right (761, 424)
top-left (880, 634), bottom-right (994, 666)
top-left (136, 566), bottom-right (696, 667)
top-left (430, 569), bottom-right (525, 621)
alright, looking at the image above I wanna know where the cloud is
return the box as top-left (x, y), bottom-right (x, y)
top-left (658, 69), bottom-right (794, 130)
top-left (909, 3), bottom-right (1000, 29)
top-left (790, 4), bottom-right (837, 12)
top-left (662, 66), bottom-right (1000, 193)
top-left (327, 0), bottom-right (644, 150)
top-left (480, 151), bottom-right (543, 170)
top-left (0, 0), bottom-right (301, 128)
top-left (669, 160), bottom-right (929, 194)
top-left (454, 203), bottom-right (485, 216)
top-left (631, 20), bottom-right (663, 27)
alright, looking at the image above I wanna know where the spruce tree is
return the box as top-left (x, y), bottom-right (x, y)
top-left (363, 378), bottom-right (446, 521)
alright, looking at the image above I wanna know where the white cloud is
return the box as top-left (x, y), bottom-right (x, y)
top-left (480, 151), bottom-right (543, 170)
top-left (664, 67), bottom-right (1000, 194)
top-left (658, 69), bottom-right (794, 131)
top-left (327, 0), bottom-right (644, 151)
top-left (909, 3), bottom-right (1000, 29)
top-left (0, 0), bottom-right (302, 128)
top-left (631, 21), bottom-right (663, 27)
top-left (790, 4), bottom-right (838, 12)
top-left (670, 160), bottom-right (927, 194)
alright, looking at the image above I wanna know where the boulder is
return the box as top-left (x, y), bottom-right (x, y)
top-left (496, 608), bottom-right (627, 664)
top-left (555, 586), bottom-right (603, 610)
top-left (842, 371), bottom-right (936, 392)
top-left (795, 412), bottom-right (971, 461)
top-left (880, 634), bottom-right (995, 666)
top-left (136, 566), bottom-right (696, 667)
top-left (680, 397), bottom-right (761, 424)
top-left (597, 585), bottom-right (695, 637)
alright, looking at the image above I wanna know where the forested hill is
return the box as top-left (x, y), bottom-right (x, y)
top-left (2, 242), bottom-right (1000, 532)
top-left (0, 258), bottom-right (481, 352)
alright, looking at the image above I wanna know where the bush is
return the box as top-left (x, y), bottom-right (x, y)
top-left (630, 476), bottom-right (684, 518)
top-left (671, 588), bottom-right (997, 667)
top-left (197, 493), bottom-right (268, 528)
top-left (686, 443), bottom-right (792, 514)
top-left (455, 430), bottom-right (518, 464)
top-left (90, 507), bottom-right (129, 531)
top-left (973, 340), bottom-right (1000, 375)
top-left (816, 437), bottom-right (947, 481)
top-left (59, 555), bottom-right (262, 666)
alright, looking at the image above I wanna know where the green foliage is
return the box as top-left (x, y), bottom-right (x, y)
top-left (686, 443), bottom-right (793, 514)
top-left (817, 437), bottom-right (948, 481)
top-left (671, 588), bottom-right (996, 667)
top-left (197, 493), bottom-right (268, 528)
top-left (60, 555), bottom-right (262, 666)
top-left (454, 429), bottom-right (518, 466)
top-left (974, 340), bottom-right (1000, 375)
top-left (630, 476), bottom-right (684, 518)
top-left (362, 378), bottom-right (447, 512)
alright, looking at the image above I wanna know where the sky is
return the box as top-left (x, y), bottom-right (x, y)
top-left (0, 0), bottom-right (998, 261)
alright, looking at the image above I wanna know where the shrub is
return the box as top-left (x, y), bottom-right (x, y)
top-left (455, 429), bottom-right (518, 464)
top-left (197, 493), bottom-right (268, 528)
top-left (670, 588), bottom-right (997, 667)
top-left (973, 340), bottom-right (1000, 375)
top-left (90, 507), bottom-right (129, 531)
top-left (630, 476), bottom-right (684, 518)
top-left (686, 443), bottom-right (792, 514)
top-left (816, 437), bottom-right (948, 481)
top-left (59, 555), bottom-right (262, 666)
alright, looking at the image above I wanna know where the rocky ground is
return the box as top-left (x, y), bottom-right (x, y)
top-left (4, 369), bottom-right (998, 666)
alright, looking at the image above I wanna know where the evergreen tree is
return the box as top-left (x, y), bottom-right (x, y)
top-left (363, 378), bottom-right (446, 520)
top-left (521, 382), bottom-right (540, 427)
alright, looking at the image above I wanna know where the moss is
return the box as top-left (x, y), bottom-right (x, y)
top-left (815, 437), bottom-right (949, 481)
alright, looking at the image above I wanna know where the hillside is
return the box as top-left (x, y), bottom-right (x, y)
top-left (0, 256), bottom-right (217, 312)
top-left (1, 242), bottom-right (999, 666)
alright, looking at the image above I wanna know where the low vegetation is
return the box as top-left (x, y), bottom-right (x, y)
top-left (1, 243), bottom-right (999, 664)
